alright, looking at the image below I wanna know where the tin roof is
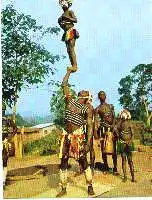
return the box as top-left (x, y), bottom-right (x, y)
top-left (31, 122), bottom-right (54, 129)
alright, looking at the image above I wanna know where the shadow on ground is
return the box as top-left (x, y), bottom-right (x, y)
top-left (6, 163), bottom-right (74, 188)
top-left (7, 163), bottom-right (60, 176)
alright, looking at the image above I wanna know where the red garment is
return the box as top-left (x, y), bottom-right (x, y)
top-left (69, 133), bottom-right (85, 160)
top-left (59, 127), bottom-right (85, 160)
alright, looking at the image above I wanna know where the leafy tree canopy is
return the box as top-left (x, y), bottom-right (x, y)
top-left (2, 4), bottom-right (60, 107)
top-left (118, 63), bottom-right (152, 125)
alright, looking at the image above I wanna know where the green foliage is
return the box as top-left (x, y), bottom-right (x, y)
top-left (24, 115), bottom-right (52, 126)
top-left (15, 113), bottom-right (34, 127)
top-left (50, 82), bottom-right (77, 126)
top-left (118, 63), bottom-right (152, 123)
top-left (24, 129), bottom-right (60, 155)
top-left (118, 75), bottom-right (134, 107)
top-left (2, 4), bottom-right (60, 107)
top-left (142, 127), bottom-right (152, 146)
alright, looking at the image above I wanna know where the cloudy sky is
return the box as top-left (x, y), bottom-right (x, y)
top-left (3, 0), bottom-right (152, 117)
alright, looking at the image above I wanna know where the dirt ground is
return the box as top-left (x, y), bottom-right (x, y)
top-left (3, 142), bottom-right (152, 198)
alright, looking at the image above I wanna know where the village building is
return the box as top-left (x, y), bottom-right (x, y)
top-left (9, 123), bottom-right (57, 156)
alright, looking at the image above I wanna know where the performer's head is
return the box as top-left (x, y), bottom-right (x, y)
top-left (78, 90), bottom-right (93, 104)
top-left (119, 108), bottom-right (131, 120)
top-left (59, 0), bottom-right (72, 10)
top-left (98, 90), bottom-right (106, 103)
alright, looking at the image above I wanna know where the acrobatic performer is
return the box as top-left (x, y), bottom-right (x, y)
top-left (57, 67), bottom-right (95, 197)
top-left (58, 0), bottom-right (79, 72)
top-left (116, 109), bottom-right (136, 182)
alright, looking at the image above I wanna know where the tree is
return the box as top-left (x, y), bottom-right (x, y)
top-left (118, 75), bottom-right (134, 107)
top-left (15, 113), bottom-right (34, 127)
top-left (50, 82), bottom-right (77, 127)
top-left (118, 63), bottom-right (152, 126)
top-left (2, 4), bottom-right (60, 112)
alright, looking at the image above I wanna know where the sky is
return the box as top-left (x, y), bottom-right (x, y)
top-left (3, 0), bottom-right (152, 117)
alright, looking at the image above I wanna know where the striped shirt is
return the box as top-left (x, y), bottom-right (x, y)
top-left (65, 99), bottom-right (88, 126)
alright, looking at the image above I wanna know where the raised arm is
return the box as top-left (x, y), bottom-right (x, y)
top-left (62, 68), bottom-right (73, 102)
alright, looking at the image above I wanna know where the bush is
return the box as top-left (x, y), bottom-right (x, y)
top-left (24, 129), bottom-right (60, 156)
top-left (142, 131), bottom-right (152, 146)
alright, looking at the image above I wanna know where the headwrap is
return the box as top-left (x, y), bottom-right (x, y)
top-left (59, 0), bottom-right (72, 7)
top-left (119, 109), bottom-right (131, 120)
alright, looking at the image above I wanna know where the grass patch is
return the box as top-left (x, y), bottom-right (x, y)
top-left (24, 129), bottom-right (60, 156)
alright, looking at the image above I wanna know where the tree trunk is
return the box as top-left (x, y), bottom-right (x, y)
top-left (12, 90), bottom-right (18, 158)
top-left (143, 99), bottom-right (151, 127)
top-left (12, 91), bottom-right (17, 123)
top-left (147, 112), bottom-right (152, 127)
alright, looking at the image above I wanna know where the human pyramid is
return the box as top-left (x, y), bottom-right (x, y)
top-left (57, 0), bottom-right (136, 197)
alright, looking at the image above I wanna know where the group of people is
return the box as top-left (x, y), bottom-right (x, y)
top-left (2, 0), bottom-right (136, 197)
top-left (57, 0), bottom-right (136, 197)
top-left (56, 67), bottom-right (136, 197)
top-left (56, 0), bottom-right (136, 197)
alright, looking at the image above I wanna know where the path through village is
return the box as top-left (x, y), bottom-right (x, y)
top-left (4, 142), bottom-right (152, 198)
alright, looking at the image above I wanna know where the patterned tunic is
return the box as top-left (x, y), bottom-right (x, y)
top-left (59, 99), bottom-right (89, 160)
top-left (65, 99), bottom-right (88, 127)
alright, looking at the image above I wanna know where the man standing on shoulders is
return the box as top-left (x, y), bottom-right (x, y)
top-left (57, 67), bottom-right (95, 197)
top-left (94, 91), bottom-right (118, 175)
top-left (58, 0), bottom-right (79, 72)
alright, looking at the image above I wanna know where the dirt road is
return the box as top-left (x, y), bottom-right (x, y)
top-left (4, 144), bottom-right (152, 198)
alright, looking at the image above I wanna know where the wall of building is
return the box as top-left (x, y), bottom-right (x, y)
top-left (39, 125), bottom-right (57, 136)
